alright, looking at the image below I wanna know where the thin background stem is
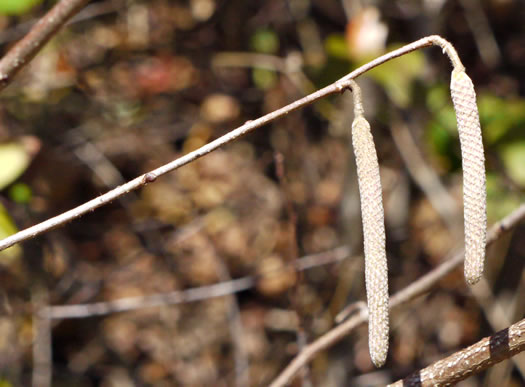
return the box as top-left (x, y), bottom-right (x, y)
top-left (274, 151), bottom-right (311, 386)
top-left (0, 1), bottom-right (117, 45)
top-left (0, 0), bottom-right (90, 91)
top-left (41, 246), bottom-right (350, 319)
top-left (31, 287), bottom-right (51, 387)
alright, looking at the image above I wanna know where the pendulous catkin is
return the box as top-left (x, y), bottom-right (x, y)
top-left (350, 81), bottom-right (389, 367)
top-left (450, 68), bottom-right (487, 285)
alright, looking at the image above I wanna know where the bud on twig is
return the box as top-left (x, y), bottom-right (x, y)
top-left (349, 81), bottom-right (389, 367)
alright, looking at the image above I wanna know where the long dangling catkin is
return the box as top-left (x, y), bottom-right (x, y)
top-left (450, 68), bottom-right (487, 285)
top-left (350, 81), bottom-right (389, 367)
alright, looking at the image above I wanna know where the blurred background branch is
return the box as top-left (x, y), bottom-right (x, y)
top-left (0, 0), bottom-right (89, 90)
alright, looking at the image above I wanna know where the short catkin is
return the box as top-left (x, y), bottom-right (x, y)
top-left (450, 68), bottom-right (487, 285)
top-left (350, 81), bottom-right (389, 367)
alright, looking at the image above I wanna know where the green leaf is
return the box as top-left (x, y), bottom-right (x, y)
top-left (0, 143), bottom-right (31, 190)
top-left (0, 0), bottom-right (43, 15)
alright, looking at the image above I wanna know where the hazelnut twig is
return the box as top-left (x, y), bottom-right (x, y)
top-left (0, 35), bottom-right (483, 264)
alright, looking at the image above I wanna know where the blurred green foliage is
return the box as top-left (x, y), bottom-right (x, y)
top-left (251, 28), bottom-right (279, 54)
top-left (324, 34), bottom-right (349, 61)
top-left (426, 86), bottom-right (525, 220)
top-left (250, 29), bottom-right (279, 89)
top-left (0, 203), bottom-right (21, 263)
top-left (479, 95), bottom-right (525, 145)
top-left (486, 172), bottom-right (524, 221)
top-left (0, 0), bottom-right (42, 15)
top-left (252, 68), bottom-right (277, 89)
top-left (0, 142), bottom-right (31, 191)
top-left (8, 183), bottom-right (32, 204)
top-left (500, 141), bottom-right (525, 186)
top-left (367, 46), bottom-right (425, 108)
top-left (0, 141), bottom-right (34, 264)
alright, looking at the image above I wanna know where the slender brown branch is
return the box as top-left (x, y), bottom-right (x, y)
top-left (0, 79), bottom-right (349, 252)
top-left (0, 0), bottom-right (90, 91)
top-left (388, 317), bottom-right (525, 386)
top-left (269, 203), bottom-right (525, 387)
top-left (0, 35), bottom-right (458, 253)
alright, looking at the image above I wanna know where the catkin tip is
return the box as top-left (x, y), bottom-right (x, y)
top-left (465, 261), bottom-right (484, 285)
top-left (465, 273), bottom-right (482, 285)
top-left (371, 351), bottom-right (387, 368)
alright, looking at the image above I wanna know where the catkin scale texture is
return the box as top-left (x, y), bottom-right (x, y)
top-left (450, 69), bottom-right (487, 285)
top-left (352, 115), bottom-right (389, 367)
